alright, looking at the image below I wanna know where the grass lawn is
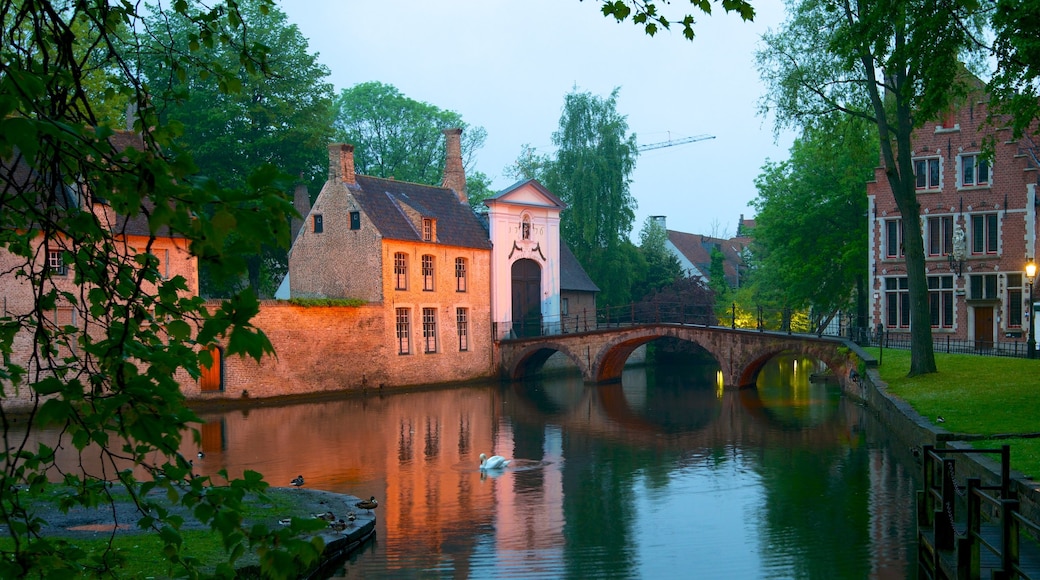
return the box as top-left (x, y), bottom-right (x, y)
top-left (865, 347), bottom-right (1040, 478)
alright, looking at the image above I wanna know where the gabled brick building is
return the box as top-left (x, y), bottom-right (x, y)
top-left (288, 130), bottom-right (495, 380)
top-left (866, 89), bottom-right (1039, 349)
top-left (653, 216), bottom-right (748, 289)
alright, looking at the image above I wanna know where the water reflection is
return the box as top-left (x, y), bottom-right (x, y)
top-left (32, 354), bottom-right (918, 578)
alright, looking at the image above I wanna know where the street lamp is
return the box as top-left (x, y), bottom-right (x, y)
top-left (1027, 261), bottom-right (1037, 359)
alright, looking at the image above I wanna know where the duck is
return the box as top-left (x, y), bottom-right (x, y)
top-left (356, 496), bottom-right (378, 513)
top-left (479, 453), bottom-right (510, 471)
top-left (329, 519), bottom-right (348, 532)
top-left (290, 475), bottom-right (305, 487)
top-left (278, 517), bottom-right (292, 526)
top-left (314, 511), bottom-right (335, 521)
top-left (937, 416), bottom-right (945, 424)
top-left (346, 511), bottom-right (357, 523)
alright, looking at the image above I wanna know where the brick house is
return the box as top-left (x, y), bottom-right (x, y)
top-left (866, 88), bottom-right (1039, 349)
top-left (287, 130), bottom-right (495, 383)
top-left (1, 133), bottom-right (199, 406)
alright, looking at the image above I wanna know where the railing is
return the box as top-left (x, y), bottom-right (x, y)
top-left (875, 332), bottom-right (1037, 359)
top-left (918, 445), bottom-right (1040, 579)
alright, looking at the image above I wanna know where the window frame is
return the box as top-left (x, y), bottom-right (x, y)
top-left (885, 219), bottom-right (904, 259)
top-left (422, 218), bottom-right (434, 242)
top-left (914, 156), bottom-right (941, 191)
top-left (1008, 273), bottom-right (1024, 328)
top-left (313, 214), bottom-right (323, 233)
top-left (394, 252), bottom-right (408, 290)
top-left (970, 213), bottom-right (999, 255)
top-left (422, 254), bottom-right (435, 291)
top-left (959, 153), bottom-right (990, 187)
top-left (422, 307), bottom-right (437, 353)
top-left (927, 216), bottom-right (954, 257)
top-left (885, 277), bottom-right (911, 329)
top-left (455, 257), bottom-right (467, 292)
top-left (456, 307), bottom-right (469, 352)
top-left (48, 249), bottom-right (67, 276)
top-left (396, 308), bottom-right (411, 355)
top-left (928, 275), bottom-right (955, 328)
top-left (969, 273), bottom-right (999, 300)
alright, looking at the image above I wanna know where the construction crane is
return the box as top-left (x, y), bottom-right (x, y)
top-left (637, 133), bottom-right (715, 152)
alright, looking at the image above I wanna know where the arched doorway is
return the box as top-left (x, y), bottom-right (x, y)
top-left (512, 258), bottom-right (542, 337)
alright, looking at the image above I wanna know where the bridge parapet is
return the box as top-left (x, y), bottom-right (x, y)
top-left (498, 323), bottom-right (866, 392)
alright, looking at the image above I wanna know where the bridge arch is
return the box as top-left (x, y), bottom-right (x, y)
top-left (499, 324), bottom-right (864, 393)
top-left (501, 340), bottom-right (586, 380)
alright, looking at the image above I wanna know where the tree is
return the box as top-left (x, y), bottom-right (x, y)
top-left (756, 0), bottom-right (985, 376)
top-left (333, 81), bottom-right (489, 209)
top-left (138, 0), bottom-right (336, 298)
top-left (542, 88), bottom-right (640, 306)
top-left (751, 115), bottom-right (876, 332)
top-left (633, 216), bottom-right (683, 301)
top-left (1, 1), bottom-right (317, 576)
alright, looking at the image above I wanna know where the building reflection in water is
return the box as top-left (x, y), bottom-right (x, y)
top-left (22, 354), bottom-right (916, 577)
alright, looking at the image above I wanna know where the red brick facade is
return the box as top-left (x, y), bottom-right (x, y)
top-left (866, 93), bottom-right (1039, 347)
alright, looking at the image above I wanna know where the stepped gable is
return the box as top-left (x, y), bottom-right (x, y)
top-left (352, 174), bottom-right (491, 250)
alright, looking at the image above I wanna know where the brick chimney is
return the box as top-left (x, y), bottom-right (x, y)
top-left (328, 143), bottom-right (356, 185)
top-left (441, 128), bottom-right (467, 204)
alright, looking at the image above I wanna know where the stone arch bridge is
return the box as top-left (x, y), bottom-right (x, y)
top-left (497, 323), bottom-right (867, 390)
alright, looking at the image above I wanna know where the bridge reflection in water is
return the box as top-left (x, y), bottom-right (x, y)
top-left (28, 354), bottom-right (918, 577)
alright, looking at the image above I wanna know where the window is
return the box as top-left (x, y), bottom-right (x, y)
top-left (562, 297), bottom-right (569, 316)
top-left (928, 276), bottom-right (954, 328)
top-left (350, 211), bottom-right (361, 230)
top-left (885, 219), bottom-right (904, 258)
top-left (927, 216), bottom-right (953, 257)
top-left (455, 258), bottom-right (467, 292)
top-left (422, 307), bottom-right (437, 353)
top-left (969, 274), bottom-right (998, 300)
top-left (313, 214), bottom-right (323, 233)
top-left (422, 218), bottom-right (433, 242)
top-left (960, 153), bottom-right (990, 187)
top-left (396, 308), bottom-right (411, 355)
top-left (422, 255), bottom-right (435, 291)
top-left (522, 216), bottom-right (531, 240)
top-left (1008, 273), bottom-right (1023, 328)
top-left (885, 277), bottom-right (910, 329)
top-left (457, 308), bottom-right (469, 351)
top-left (914, 157), bottom-right (941, 190)
top-left (48, 250), bottom-right (67, 275)
top-left (394, 253), bottom-right (408, 290)
top-left (971, 213), bottom-right (998, 255)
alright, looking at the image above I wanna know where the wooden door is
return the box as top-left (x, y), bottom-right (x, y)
top-left (511, 259), bottom-right (541, 337)
top-left (974, 306), bottom-right (994, 351)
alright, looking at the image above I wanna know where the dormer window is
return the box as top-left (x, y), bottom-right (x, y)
top-left (422, 218), bottom-right (434, 242)
top-left (522, 216), bottom-right (531, 240)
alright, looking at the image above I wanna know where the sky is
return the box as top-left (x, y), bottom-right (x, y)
top-left (276, 0), bottom-right (796, 240)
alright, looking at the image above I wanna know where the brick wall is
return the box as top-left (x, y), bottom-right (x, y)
top-left (187, 300), bottom-right (497, 403)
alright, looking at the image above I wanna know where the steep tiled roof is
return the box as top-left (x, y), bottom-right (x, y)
top-left (667, 230), bottom-right (745, 287)
top-left (353, 174), bottom-right (491, 250)
top-left (560, 243), bottom-right (599, 293)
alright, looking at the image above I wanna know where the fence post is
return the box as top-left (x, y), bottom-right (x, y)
top-left (731, 303), bottom-right (736, 329)
top-left (1001, 497), bottom-right (1020, 578)
top-left (961, 477), bottom-right (981, 579)
top-left (937, 458), bottom-right (956, 551)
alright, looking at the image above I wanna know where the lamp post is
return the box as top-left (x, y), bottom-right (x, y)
top-left (1027, 261), bottom-right (1037, 359)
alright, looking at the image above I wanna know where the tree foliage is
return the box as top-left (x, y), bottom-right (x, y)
top-left (0, 0), bottom-right (315, 576)
top-left (750, 115), bottom-right (876, 328)
top-left (757, 0), bottom-right (985, 376)
top-left (633, 216), bottom-right (683, 301)
top-left (136, 0), bottom-right (336, 298)
top-left (596, 0), bottom-right (756, 39)
top-left (987, 0), bottom-right (1040, 154)
top-left (542, 88), bottom-right (640, 306)
top-left (333, 81), bottom-right (491, 209)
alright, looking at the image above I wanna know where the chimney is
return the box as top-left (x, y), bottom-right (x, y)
top-left (652, 215), bottom-right (666, 230)
top-left (291, 174), bottom-right (310, 239)
top-left (441, 128), bottom-right (467, 204)
top-left (328, 143), bottom-right (356, 185)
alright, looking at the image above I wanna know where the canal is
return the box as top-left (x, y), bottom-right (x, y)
top-left (185, 353), bottom-right (920, 578)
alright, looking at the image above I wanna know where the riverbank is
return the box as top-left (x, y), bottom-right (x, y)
top-left (855, 346), bottom-right (1040, 525)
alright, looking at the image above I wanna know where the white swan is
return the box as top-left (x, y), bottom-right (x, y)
top-left (479, 453), bottom-right (510, 471)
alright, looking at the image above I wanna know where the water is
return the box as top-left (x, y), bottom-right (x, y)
top-left (181, 354), bottom-right (919, 579)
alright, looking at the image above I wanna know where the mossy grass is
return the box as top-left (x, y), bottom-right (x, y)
top-left (3, 486), bottom-right (324, 577)
top-left (866, 347), bottom-right (1040, 478)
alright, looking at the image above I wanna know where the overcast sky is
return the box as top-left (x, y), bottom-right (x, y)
top-left (277, 0), bottom-right (796, 240)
